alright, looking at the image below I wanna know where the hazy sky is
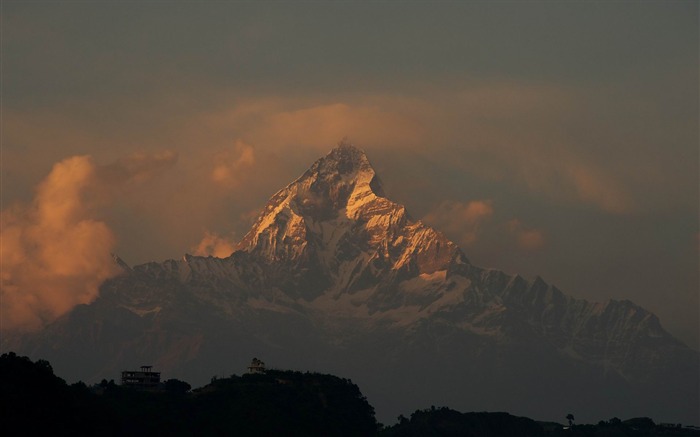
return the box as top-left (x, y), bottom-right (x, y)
top-left (2, 2), bottom-right (698, 346)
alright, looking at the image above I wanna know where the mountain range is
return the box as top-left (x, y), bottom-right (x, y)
top-left (4, 143), bottom-right (698, 424)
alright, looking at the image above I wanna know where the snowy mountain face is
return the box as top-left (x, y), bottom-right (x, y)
top-left (6, 143), bottom-right (698, 424)
top-left (234, 143), bottom-right (461, 302)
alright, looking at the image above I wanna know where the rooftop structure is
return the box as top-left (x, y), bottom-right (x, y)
top-left (121, 365), bottom-right (161, 390)
top-left (247, 358), bottom-right (266, 374)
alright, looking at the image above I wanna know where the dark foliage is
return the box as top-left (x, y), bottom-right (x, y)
top-left (188, 369), bottom-right (377, 436)
top-left (3, 353), bottom-right (699, 437)
top-left (164, 378), bottom-right (191, 395)
top-left (379, 407), bottom-right (546, 437)
top-left (0, 352), bottom-right (112, 436)
top-left (0, 353), bottom-right (376, 436)
top-left (379, 407), bottom-right (700, 437)
top-left (549, 417), bottom-right (700, 436)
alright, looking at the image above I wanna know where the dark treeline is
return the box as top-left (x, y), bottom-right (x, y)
top-left (383, 408), bottom-right (699, 437)
top-left (0, 352), bottom-right (375, 436)
top-left (1, 352), bottom-right (697, 436)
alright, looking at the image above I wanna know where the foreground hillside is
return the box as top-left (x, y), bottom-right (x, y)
top-left (0, 352), bottom-right (376, 436)
top-left (2, 353), bottom-right (698, 437)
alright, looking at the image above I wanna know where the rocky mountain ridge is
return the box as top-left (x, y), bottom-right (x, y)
top-left (5, 143), bottom-right (697, 424)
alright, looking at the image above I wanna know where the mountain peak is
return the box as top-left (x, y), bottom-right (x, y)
top-left (325, 139), bottom-right (369, 169)
top-left (306, 140), bottom-right (384, 197)
top-left (332, 137), bottom-right (363, 154)
top-left (239, 142), bottom-right (387, 237)
top-left (234, 143), bottom-right (462, 291)
top-left (235, 143), bottom-right (387, 258)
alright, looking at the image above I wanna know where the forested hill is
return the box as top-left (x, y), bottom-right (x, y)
top-left (1, 352), bottom-right (698, 436)
top-left (0, 352), bottom-right (376, 436)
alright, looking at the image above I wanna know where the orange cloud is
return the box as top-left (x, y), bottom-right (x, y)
top-left (1, 150), bottom-right (179, 331)
top-left (507, 219), bottom-right (545, 250)
top-left (259, 102), bottom-right (422, 150)
top-left (423, 200), bottom-right (494, 246)
top-left (225, 93), bottom-right (635, 215)
top-left (211, 141), bottom-right (255, 188)
top-left (197, 99), bottom-right (425, 155)
top-left (191, 231), bottom-right (237, 258)
top-left (99, 150), bottom-right (178, 187)
top-left (1, 156), bottom-right (119, 331)
top-left (568, 166), bottom-right (632, 215)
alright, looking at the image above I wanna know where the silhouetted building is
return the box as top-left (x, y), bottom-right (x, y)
top-left (121, 365), bottom-right (161, 389)
top-left (247, 358), bottom-right (266, 374)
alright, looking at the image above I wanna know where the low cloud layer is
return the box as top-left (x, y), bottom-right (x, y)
top-left (422, 200), bottom-right (545, 253)
top-left (211, 141), bottom-right (255, 189)
top-left (423, 200), bottom-right (494, 247)
top-left (1, 152), bottom-right (177, 332)
top-left (507, 219), bottom-right (545, 250)
top-left (191, 89), bottom-right (648, 216)
top-left (98, 150), bottom-right (178, 188)
top-left (191, 231), bottom-right (237, 258)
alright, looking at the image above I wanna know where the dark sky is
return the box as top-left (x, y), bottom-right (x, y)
top-left (2, 1), bottom-right (698, 347)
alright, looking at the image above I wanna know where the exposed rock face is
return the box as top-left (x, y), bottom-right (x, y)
top-left (234, 143), bottom-right (460, 300)
top-left (5, 143), bottom-right (698, 424)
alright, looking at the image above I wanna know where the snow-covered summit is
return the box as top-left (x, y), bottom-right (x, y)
top-left (236, 141), bottom-right (383, 247)
top-left (234, 142), bottom-right (463, 295)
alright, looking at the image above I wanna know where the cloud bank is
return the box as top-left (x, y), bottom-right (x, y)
top-left (1, 151), bottom-right (177, 332)
top-left (1, 156), bottom-right (118, 331)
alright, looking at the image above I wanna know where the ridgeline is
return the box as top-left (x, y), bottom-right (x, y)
top-left (1, 352), bottom-right (697, 436)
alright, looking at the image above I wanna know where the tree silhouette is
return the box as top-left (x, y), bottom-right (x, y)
top-left (164, 378), bottom-right (191, 395)
top-left (566, 413), bottom-right (575, 426)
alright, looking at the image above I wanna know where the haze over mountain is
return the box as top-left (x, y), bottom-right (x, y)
top-left (4, 144), bottom-right (698, 425)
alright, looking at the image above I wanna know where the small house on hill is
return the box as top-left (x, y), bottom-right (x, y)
top-left (247, 358), bottom-right (266, 374)
top-left (121, 365), bottom-right (161, 389)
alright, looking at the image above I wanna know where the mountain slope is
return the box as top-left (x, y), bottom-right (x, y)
top-left (4, 143), bottom-right (698, 424)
